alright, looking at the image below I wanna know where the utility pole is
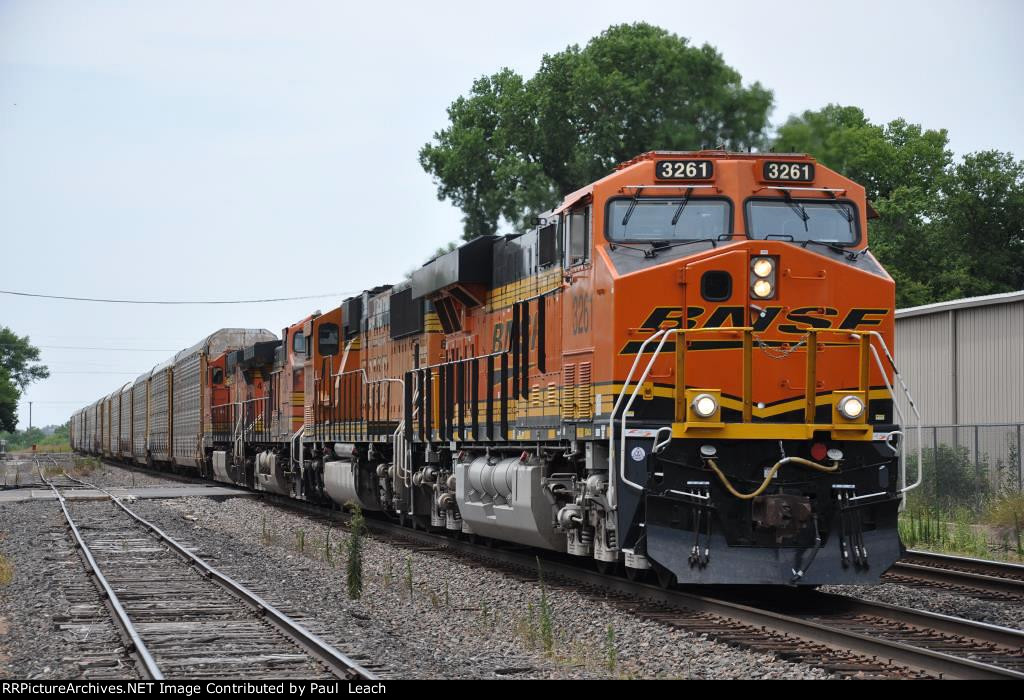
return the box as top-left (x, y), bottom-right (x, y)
top-left (28, 401), bottom-right (32, 430)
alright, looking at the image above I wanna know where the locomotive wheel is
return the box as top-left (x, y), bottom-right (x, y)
top-left (595, 560), bottom-right (619, 576)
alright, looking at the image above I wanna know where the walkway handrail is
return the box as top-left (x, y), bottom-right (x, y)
top-left (608, 326), bottom-right (924, 511)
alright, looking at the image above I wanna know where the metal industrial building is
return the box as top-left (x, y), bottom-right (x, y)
top-left (895, 290), bottom-right (1024, 493)
top-left (896, 290), bottom-right (1024, 425)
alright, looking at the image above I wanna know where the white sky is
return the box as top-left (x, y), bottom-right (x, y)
top-left (2, 0), bottom-right (1021, 430)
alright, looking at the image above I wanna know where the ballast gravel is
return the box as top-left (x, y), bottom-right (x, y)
top-left (821, 582), bottom-right (1024, 630)
top-left (127, 495), bottom-right (834, 680)
top-left (0, 502), bottom-right (135, 680)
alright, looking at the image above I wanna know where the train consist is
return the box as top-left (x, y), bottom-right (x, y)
top-left (70, 151), bottom-right (921, 586)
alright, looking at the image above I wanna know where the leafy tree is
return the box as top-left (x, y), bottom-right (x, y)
top-left (0, 327), bottom-right (49, 432)
top-left (421, 23), bottom-right (774, 238)
top-left (776, 105), bottom-right (971, 307)
top-left (775, 105), bottom-right (951, 202)
top-left (777, 106), bottom-right (1024, 305)
top-left (937, 150), bottom-right (1024, 297)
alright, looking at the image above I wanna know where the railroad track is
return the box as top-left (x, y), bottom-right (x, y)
top-left (884, 550), bottom-right (1024, 602)
top-left (360, 516), bottom-right (1024, 679)
top-left (87, 457), bottom-right (1024, 679)
top-left (42, 471), bottom-right (380, 681)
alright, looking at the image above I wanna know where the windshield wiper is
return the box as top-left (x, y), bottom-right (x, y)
top-left (670, 187), bottom-right (694, 226)
top-left (800, 239), bottom-right (849, 254)
top-left (643, 238), bottom-right (717, 258)
top-left (608, 241), bottom-right (654, 256)
top-left (782, 191), bottom-right (810, 232)
top-left (824, 195), bottom-right (855, 234)
top-left (800, 239), bottom-right (867, 261)
top-left (621, 186), bottom-right (644, 227)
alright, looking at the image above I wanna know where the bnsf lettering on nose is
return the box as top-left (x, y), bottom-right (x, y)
top-left (639, 306), bottom-right (889, 333)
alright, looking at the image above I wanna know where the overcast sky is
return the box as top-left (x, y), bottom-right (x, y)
top-left (2, 0), bottom-right (1021, 430)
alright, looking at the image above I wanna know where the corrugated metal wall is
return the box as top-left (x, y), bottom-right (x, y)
top-left (896, 298), bottom-right (1024, 425)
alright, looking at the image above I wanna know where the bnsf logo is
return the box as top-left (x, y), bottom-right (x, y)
top-left (621, 305), bottom-right (888, 353)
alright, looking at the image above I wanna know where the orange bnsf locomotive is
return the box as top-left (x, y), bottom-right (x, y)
top-left (70, 151), bottom-right (921, 586)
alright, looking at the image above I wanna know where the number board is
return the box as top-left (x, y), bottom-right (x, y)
top-left (762, 161), bottom-right (815, 182)
top-left (655, 160), bottom-right (714, 181)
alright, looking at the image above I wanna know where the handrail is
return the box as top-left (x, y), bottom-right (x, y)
top-left (862, 330), bottom-right (923, 494)
top-left (618, 330), bottom-right (680, 499)
top-left (607, 328), bottom-right (667, 510)
top-left (608, 325), bottom-right (924, 510)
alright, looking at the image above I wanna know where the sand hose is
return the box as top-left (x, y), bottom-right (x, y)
top-left (706, 457), bottom-right (839, 500)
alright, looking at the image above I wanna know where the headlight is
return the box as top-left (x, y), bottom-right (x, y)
top-left (691, 393), bottom-right (718, 418)
top-left (752, 257), bottom-right (774, 278)
top-left (751, 279), bottom-right (773, 298)
top-left (837, 395), bottom-right (865, 420)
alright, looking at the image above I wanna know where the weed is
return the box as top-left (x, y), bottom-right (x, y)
top-left (536, 556), bottom-right (554, 655)
top-left (346, 504), bottom-right (365, 600)
top-left (405, 555), bottom-right (414, 605)
top-left (605, 624), bottom-right (617, 675)
top-left (0, 553), bottom-right (12, 586)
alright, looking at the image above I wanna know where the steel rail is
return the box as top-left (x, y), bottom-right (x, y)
top-left (57, 471), bottom-right (378, 681)
top-left (906, 549), bottom-right (1024, 574)
top-left (888, 550), bottom-right (1024, 599)
top-left (88, 456), bottom-right (1024, 679)
top-left (348, 513), bottom-right (1024, 680)
top-left (40, 472), bottom-right (165, 680)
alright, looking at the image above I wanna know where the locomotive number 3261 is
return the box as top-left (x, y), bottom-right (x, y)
top-left (763, 161), bottom-right (815, 182)
top-left (656, 160), bottom-right (713, 180)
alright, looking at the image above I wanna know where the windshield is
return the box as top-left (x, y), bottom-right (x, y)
top-left (747, 199), bottom-right (858, 244)
top-left (607, 198), bottom-right (730, 242)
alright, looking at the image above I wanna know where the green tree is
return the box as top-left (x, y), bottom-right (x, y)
top-left (421, 23), bottom-right (774, 238)
top-left (0, 328), bottom-right (49, 432)
top-left (776, 106), bottom-right (1024, 306)
top-left (775, 106), bottom-right (959, 307)
top-left (937, 150), bottom-right (1024, 297)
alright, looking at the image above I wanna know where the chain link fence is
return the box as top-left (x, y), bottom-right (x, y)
top-left (900, 423), bottom-right (1024, 558)
top-left (903, 423), bottom-right (1023, 512)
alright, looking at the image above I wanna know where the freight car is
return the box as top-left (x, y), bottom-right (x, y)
top-left (72, 151), bottom-right (922, 586)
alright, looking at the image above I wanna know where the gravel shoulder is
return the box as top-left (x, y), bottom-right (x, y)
top-left (73, 459), bottom-right (188, 488)
top-left (0, 501), bottom-right (135, 679)
top-left (128, 494), bottom-right (833, 679)
top-left (821, 582), bottom-right (1024, 630)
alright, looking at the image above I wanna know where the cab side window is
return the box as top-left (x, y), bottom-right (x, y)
top-left (318, 323), bottom-right (339, 356)
top-left (292, 331), bottom-right (306, 355)
top-left (566, 206), bottom-right (590, 267)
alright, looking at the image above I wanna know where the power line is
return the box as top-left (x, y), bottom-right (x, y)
top-left (7, 344), bottom-right (181, 352)
top-left (47, 371), bottom-right (141, 375)
top-left (17, 400), bottom-right (96, 404)
top-left (0, 289), bottom-right (355, 305)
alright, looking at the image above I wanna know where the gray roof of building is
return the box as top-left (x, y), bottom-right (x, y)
top-left (896, 290), bottom-right (1024, 319)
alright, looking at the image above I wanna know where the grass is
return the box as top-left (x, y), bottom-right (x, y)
top-left (71, 457), bottom-right (99, 476)
top-left (347, 504), bottom-right (365, 600)
top-left (405, 555), bottom-right (414, 605)
top-left (899, 496), bottom-right (1024, 561)
top-left (605, 624), bottom-right (617, 674)
top-left (536, 557), bottom-right (554, 655)
top-left (0, 552), bottom-right (12, 586)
